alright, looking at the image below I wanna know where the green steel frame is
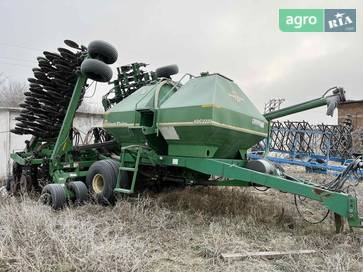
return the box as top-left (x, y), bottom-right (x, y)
top-left (10, 72), bottom-right (92, 184)
top-left (115, 145), bottom-right (362, 230)
top-left (51, 74), bottom-right (88, 167)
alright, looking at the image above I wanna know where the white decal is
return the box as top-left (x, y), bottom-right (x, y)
top-left (229, 90), bottom-right (245, 103)
top-left (159, 126), bottom-right (180, 140)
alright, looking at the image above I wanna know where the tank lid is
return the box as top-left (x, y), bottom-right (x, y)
top-left (198, 72), bottom-right (233, 82)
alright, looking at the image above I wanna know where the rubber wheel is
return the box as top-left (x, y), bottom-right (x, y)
top-left (40, 184), bottom-right (66, 210)
top-left (88, 40), bottom-right (118, 64)
top-left (81, 59), bottom-right (113, 82)
top-left (155, 64), bottom-right (179, 78)
top-left (12, 162), bottom-right (22, 181)
top-left (9, 163), bottom-right (21, 195)
top-left (19, 175), bottom-right (33, 194)
top-left (105, 159), bottom-right (129, 188)
top-left (86, 159), bottom-right (119, 204)
top-left (6, 176), bottom-right (13, 191)
top-left (68, 181), bottom-right (88, 204)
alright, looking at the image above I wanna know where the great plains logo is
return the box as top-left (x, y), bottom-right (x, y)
top-left (228, 90), bottom-right (244, 103)
top-left (279, 9), bottom-right (356, 32)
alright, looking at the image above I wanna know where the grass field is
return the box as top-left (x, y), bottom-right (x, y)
top-left (0, 166), bottom-right (362, 272)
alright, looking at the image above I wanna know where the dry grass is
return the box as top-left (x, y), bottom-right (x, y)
top-left (0, 167), bottom-right (363, 271)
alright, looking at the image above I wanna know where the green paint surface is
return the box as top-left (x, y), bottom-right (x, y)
top-left (104, 74), bottom-right (268, 158)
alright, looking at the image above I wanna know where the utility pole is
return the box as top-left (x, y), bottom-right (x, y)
top-left (264, 98), bottom-right (285, 113)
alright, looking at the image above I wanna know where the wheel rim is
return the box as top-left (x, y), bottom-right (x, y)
top-left (92, 174), bottom-right (104, 194)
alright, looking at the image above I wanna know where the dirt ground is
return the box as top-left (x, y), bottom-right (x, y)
top-left (0, 166), bottom-right (362, 272)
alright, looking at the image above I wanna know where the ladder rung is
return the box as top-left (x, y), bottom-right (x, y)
top-left (114, 188), bottom-right (133, 194)
top-left (120, 167), bottom-right (136, 172)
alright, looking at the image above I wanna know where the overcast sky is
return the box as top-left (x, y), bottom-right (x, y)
top-left (0, 0), bottom-right (361, 124)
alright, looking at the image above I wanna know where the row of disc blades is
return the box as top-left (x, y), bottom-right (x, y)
top-left (11, 40), bottom-right (86, 138)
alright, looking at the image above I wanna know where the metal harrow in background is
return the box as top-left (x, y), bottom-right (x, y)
top-left (251, 119), bottom-right (361, 174)
top-left (269, 120), bottom-right (353, 159)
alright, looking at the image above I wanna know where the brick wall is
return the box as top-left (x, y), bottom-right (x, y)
top-left (338, 101), bottom-right (363, 154)
top-left (338, 101), bottom-right (363, 129)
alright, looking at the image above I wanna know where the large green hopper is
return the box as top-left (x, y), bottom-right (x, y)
top-left (104, 73), bottom-right (267, 159)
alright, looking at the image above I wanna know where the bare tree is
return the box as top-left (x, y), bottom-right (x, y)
top-left (0, 73), bottom-right (26, 107)
top-left (0, 73), bottom-right (103, 112)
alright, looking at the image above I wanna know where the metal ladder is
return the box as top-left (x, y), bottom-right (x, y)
top-left (114, 145), bottom-right (142, 194)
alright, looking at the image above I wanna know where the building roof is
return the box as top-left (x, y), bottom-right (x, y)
top-left (339, 99), bottom-right (363, 105)
top-left (0, 106), bottom-right (104, 116)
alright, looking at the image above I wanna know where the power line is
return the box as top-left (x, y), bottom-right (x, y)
top-left (0, 56), bottom-right (35, 64)
top-left (264, 98), bottom-right (285, 113)
top-left (0, 61), bottom-right (33, 69)
top-left (0, 43), bottom-right (41, 52)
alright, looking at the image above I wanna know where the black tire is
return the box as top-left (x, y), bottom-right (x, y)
top-left (5, 176), bottom-right (13, 191)
top-left (155, 64), bottom-right (179, 78)
top-left (68, 181), bottom-right (88, 204)
top-left (40, 184), bottom-right (66, 210)
top-left (12, 162), bottom-right (22, 182)
top-left (81, 59), bottom-right (113, 82)
top-left (106, 159), bottom-right (131, 189)
top-left (86, 159), bottom-right (118, 204)
top-left (19, 175), bottom-right (33, 194)
top-left (10, 163), bottom-right (21, 194)
top-left (88, 40), bottom-right (118, 64)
